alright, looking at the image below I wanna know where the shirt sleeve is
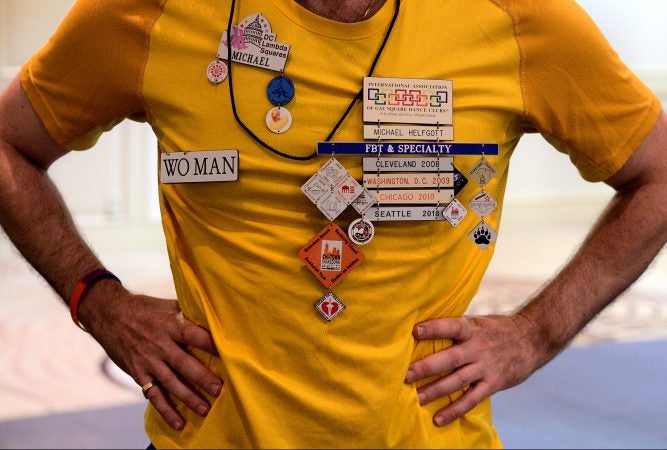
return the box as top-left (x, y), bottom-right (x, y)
top-left (507, 0), bottom-right (661, 181)
top-left (20, 0), bottom-right (166, 150)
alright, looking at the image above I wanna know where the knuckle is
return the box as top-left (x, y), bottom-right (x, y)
top-left (447, 347), bottom-right (465, 369)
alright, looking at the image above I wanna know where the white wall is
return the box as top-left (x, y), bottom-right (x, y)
top-left (504, 0), bottom-right (667, 225)
top-left (0, 0), bottom-right (162, 261)
top-left (1, 0), bottom-right (666, 259)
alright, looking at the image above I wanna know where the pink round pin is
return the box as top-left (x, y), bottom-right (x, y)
top-left (206, 60), bottom-right (228, 84)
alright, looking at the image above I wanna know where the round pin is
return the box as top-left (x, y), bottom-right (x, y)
top-left (267, 75), bottom-right (295, 106)
top-left (266, 106), bottom-right (292, 133)
top-left (206, 60), bottom-right (228, 84)
top-left (348, 218), bottom-right (375, 245)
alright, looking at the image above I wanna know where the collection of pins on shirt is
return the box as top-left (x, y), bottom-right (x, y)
top-left (208, 13), bottom-right (499, 322)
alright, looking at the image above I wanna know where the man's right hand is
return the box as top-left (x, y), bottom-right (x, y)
top-left (79, 283), bottom-right (222, 431)
top-left (1, 74), bottom-right (221, 430)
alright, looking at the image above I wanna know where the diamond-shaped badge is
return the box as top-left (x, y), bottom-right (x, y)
top-left (469, 191), bottom-right (497, 218)
top-left (316, 191), bottom-right (348, 221)
top-left (298, 223), bottom-right (365, 288)
top-left (351, 188), bottom-right (377, 214)
top-left (334, 174), bottom-right (362, 204)
top-left (453, 168), bottom-right (469, 194)
top-left (468, 221), bottom-right (498, 250)
top-left (301, 173), bottom-right (331, 204)
top-left (315, 292), bottom-right (345, 322)
top-left (468, 157), bottom-right (497, 187)
top-left (318, 158), bottom-right (348, 186)
top-left (443, 198), bottom-right (468, 227)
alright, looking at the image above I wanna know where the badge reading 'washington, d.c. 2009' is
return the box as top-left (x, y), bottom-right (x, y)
top-left (217, 13), bottom-right (290, 72)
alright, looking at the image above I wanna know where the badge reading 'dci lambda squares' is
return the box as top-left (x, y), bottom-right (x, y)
top-left (218, 13), bottom-right (290, 72)
top-left (298, 223), bottom-right (365, 288)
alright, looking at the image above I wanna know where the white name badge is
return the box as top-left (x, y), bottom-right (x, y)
top-left (217, 13), bottom-right (290, 72)
top-left (367, 205), bottom-right (448, 221)
top-left (374, 189), bottom-right (454, 205)
top-left (160, 150), bottom-right (239, 184)
top-left (362, 173), bottom-right (454, 189)
top-left (363, 77), bottom-right (453, 125)
top-left (363, 124), bottom-right (453, 141)
top-left (362, 157), bottom-right (453, 172)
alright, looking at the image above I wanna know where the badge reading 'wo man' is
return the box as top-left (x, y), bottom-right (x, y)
top-left (160, 150), bottom-right (239, 183)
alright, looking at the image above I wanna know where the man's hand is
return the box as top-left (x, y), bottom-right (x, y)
top-left (404, 314), bottom-right (545, 426)
top-left (78, 282), bottom-right (223, 431)
top-left (407, 111), bottom-right (667, 427)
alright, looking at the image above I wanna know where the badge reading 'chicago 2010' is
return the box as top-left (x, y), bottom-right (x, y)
top-left (217, 13), bottom-right (290, 72)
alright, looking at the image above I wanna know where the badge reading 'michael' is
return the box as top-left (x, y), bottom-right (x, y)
top-left (217, 13), bottom-right (290, 72)
top-left (298, 223), bottom-right (365, 288)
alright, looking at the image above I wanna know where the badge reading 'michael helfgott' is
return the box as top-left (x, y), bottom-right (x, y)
top-left (218, 13), bottom-right (290, 72)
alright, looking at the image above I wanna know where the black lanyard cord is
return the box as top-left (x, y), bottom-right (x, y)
top-left (225, 0), bottom-right (401, 161)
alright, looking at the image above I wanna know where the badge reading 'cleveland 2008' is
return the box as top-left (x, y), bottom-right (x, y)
top-left (363, 77), bottom-right (453, 138)
top-left (217, 13), bottom-right (290, 72)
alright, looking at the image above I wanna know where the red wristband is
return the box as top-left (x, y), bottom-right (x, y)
top-left (69, 269), bottom-right (121, 331)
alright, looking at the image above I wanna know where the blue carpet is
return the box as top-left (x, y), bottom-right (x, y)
top-left (493, 339), bottom-right (667, 449)
top-left (0, 340), bottom-right (665, 449)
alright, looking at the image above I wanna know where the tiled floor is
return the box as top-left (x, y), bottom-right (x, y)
top-left (0, 211), bottom-right (665, 447)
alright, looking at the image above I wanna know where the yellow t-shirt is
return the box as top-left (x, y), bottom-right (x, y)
top-left (21, 0), bottom-right (660, 447)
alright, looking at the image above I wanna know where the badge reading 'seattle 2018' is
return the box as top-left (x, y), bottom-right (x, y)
top-left (363, 77), bottom-right (453, 125)
top-left (298, 223), bottom-right (365, 289)
top-left (218, 13), bottom-right (290, 72)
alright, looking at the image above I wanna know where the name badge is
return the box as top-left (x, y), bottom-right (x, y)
top-left (160, 150), bottom-right (239, 184)
top-left (363, 77), bottom-right (453, 126)
top-left (217, 13), bottom-right (290, 72)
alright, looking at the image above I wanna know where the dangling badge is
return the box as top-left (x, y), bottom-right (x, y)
top-left (468, 156), bottom-right (497, 187)
top-left (298, 223), bottom-right (365, 289)
top-left (468, 221), bottom-right (498, 250)
top-left (206, 59), bottom-right (228, 84)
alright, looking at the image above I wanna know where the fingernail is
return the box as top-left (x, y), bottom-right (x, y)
top-left (418, 392), bottom-right (426, 405)
top-left (434, 416), bottom-right (445, 426)
top-left (198, 405), bottom-right (209, 416)
top-left (172, 420), bottom-right (183, 430)
top-left (405, 370), bottom-right (415, 384)
top-left (415, 325), bottom-right (425, 338)
top-left (209, 384), bottom-right (222, 396)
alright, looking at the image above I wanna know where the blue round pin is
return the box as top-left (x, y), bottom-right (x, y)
top-left (267, 75), bottom-right (295, 106)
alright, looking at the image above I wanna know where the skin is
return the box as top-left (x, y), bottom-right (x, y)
top-left (1, 0), bottom-right (666, 433)
top-left (406, 110), bottom-right (667, 425)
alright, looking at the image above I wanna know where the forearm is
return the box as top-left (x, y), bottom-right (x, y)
top-left (518, 178), bottom-right (667, 362)
top-left (0, 140), bottom-right (103, 302)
